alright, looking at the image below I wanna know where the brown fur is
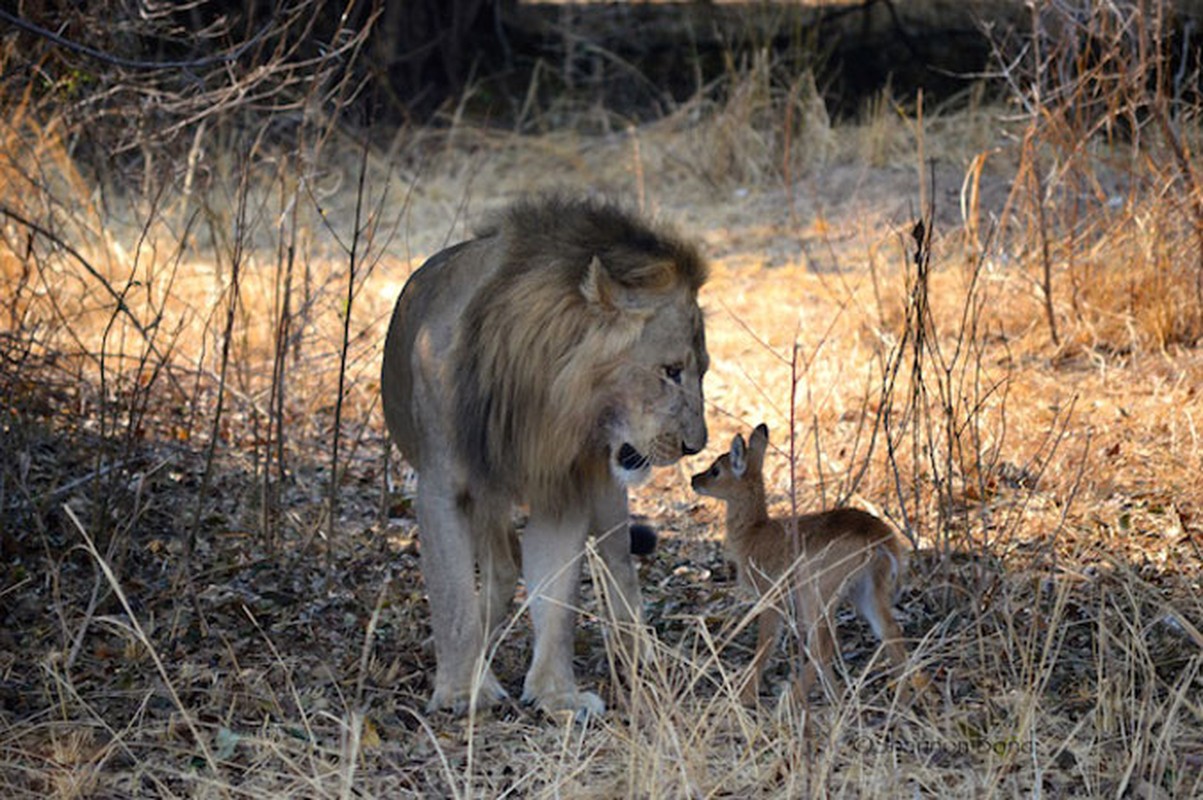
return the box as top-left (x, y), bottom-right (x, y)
top-left (692, 424), bottom-right (920, 706)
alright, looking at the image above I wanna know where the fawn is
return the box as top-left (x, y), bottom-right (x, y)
top-left (691, 423), bottom-right (919, 706)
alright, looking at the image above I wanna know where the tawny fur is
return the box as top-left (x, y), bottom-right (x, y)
top-left (381, 195), bottom-right (709, 716)
top-left (692, 423), bottom-right (915, 706)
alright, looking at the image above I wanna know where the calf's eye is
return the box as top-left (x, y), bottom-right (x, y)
top-left (663, 364), bottom-right (683, 384)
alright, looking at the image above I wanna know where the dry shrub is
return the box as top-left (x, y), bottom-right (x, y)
top-left (0, 2), bottom-right (397, 576)
top-left (1064, 200), bottom-right (1202, 351)
top-left (855, 82), bottom-right (914, 168)
top-left (983, 0), bottom-right (1203, 353)
top-left (672, 51), bottom-right (835, 187)
top-left (0, 46), bottom-right (98, 321)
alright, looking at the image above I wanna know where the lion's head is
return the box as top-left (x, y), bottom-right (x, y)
top-left (453, 197), bottom-right (709, 511)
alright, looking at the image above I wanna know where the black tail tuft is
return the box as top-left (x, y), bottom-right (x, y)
top-left (629, 521), bottom-right (658, 556)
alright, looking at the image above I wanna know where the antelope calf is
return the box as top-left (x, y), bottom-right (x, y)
top-left (691, 423), bottom-right (919, 705)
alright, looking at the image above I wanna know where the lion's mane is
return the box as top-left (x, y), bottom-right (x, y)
top-left (452, 196), bottom-right (708, 511)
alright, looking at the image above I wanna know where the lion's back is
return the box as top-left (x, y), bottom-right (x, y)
top-left (380, 238), bottom-right (498, 472)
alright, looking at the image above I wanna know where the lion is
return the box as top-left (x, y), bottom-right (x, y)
top-left (381, 196), bottom-right (709, 717)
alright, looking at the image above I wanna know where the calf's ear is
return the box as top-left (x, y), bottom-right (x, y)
top-left (747, 423), bottom-right (770, 466)
top-left (730, 434), bottom-right (747, 478)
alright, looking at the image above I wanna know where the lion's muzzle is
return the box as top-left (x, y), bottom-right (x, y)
top-left (681, 419), bottom-right (707, 457)
top-left (618, 443), bottom-right (650, 472)
top-left (611, 442), bottom-right (653, 486)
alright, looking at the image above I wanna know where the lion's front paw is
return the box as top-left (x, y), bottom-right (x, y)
top-left (521, 686), bottom-right (606, 722)
top-left (427, 671), bottom-right (508, 716)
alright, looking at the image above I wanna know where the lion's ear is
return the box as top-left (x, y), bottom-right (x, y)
top-left (581, 255), bottom-right (663, 313)
top-left (581, 256), bottom-right (617, 308)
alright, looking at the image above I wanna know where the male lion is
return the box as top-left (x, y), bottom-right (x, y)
top-left (381, 196), bottom-right (709, 717)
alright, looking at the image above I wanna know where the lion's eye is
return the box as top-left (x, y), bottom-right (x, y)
top-left (663, 364), bottom-right (683, 384)
top-left (709, 465), bottom-right (720, 477)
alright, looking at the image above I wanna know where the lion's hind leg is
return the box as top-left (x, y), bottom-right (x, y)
top-left (477, 499), bottom-right (520, 640)
top-left (416, 475), bottom-right (508, 714)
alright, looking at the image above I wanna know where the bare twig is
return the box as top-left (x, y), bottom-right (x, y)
top-left (0, 6), bottom-right (273, 71)
top-left (0, 205), bottom-right (186, 397)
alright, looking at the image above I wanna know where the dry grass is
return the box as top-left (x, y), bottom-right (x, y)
top-left (4, 2), bottom-right (1203, 797)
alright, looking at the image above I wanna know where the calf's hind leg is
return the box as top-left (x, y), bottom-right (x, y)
top-left (741, 603), bottom-right (783, 705)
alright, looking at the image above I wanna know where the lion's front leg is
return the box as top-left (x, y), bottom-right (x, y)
top-left (416, 475), bottom-right (507, 714)
top-left (519, 509), bottom-right (604, 718)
